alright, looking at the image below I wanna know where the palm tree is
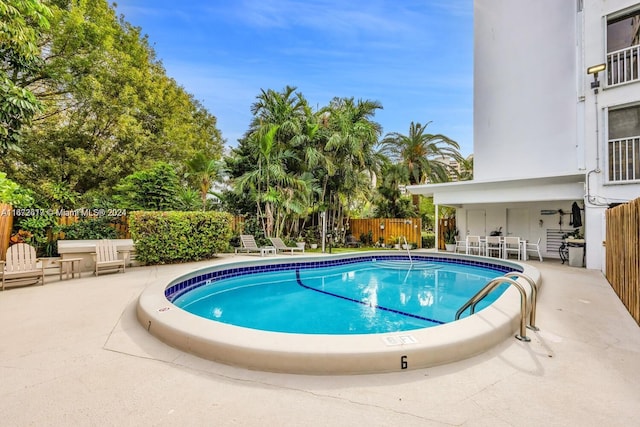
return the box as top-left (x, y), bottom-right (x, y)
top-left (236, 124), bottom-right (308, 237)
top-left (380, 121), bottom-right (463, 207)
top-left (320, 97), bottom-right (384, 240)
top-left (185, 152), bottom-right (222, 211)
top-left (459, 154), bottom-right (474, 181)
top-left (249, 85), bottom-right (307, 150)
top-left (241, 87), bottom-right (315, 236)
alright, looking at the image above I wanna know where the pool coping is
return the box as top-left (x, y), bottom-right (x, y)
top-left (136, 251), bottom-right (541, 375)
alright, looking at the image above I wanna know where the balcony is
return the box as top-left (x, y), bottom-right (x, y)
top-left (608, 136), bottom-right (640, 182)
top-left (607, 45), bottom-right (640, 86)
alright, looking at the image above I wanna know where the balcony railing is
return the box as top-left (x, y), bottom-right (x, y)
top-left (607, 45), bottom-right (640, 86)
top-left (608, 136), bottom-right (640, 182)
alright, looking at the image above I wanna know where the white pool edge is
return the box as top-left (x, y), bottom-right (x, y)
top-left (136, 252), bottom-right (541, 375)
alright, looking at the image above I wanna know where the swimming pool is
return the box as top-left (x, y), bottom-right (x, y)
top-left (172, 259), bottom-right (510, 334)
top-left (137, 252), bottom-right (540, 374)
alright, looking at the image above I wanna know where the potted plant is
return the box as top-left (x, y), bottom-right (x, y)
top-left (295, 235), bottom-right (306, 250)
top-left (444, 228), bottom-right (458, 251)
top-left (306, 232), bottom-right (318, 249)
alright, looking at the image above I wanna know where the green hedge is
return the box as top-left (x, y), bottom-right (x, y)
top-left (129, 211), bottom-right (233, 264)
top-left (422, 232), bottom-right (436, 249)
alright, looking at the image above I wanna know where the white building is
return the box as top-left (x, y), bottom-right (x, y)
top-left (408, 0), bottom-right (640, 271)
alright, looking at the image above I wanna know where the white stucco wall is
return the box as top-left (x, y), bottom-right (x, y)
top-left (474, 0), bottom-right (579, 180)
top-left (471, 0), bottom-right (640, 271)
top-left (582, 0), bottom-right (640, 270)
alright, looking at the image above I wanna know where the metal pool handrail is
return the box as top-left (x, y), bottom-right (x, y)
top-left (504, 272), bottom-right (539, 331)
top-left (455, 274), bottom-right (535, 342)
top-left (402, 236), bottom-right (413, 265)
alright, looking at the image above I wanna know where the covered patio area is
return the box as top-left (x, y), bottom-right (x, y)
top-left (407, 173), bottom-right (591, 265)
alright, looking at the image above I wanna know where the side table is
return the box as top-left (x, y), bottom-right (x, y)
top-left (56, 257), bottom-right (83, 280)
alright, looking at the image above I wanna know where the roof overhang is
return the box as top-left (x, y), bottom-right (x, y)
top-left (406, 172), bottom-right (585, 206)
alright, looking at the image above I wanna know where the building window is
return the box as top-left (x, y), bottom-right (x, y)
top-left (608, 105), bottom-right (640, 182)
top-left (607, 8), bottom-right (640, 85)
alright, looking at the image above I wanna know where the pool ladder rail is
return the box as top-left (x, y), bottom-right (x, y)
top-left (402, 236), bottom-right (413, 266)
top-left (455, 272), bottom-right (538, 342)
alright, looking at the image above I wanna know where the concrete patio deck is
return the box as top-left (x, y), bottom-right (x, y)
top-left (1, 253), bottom-right (639, 426)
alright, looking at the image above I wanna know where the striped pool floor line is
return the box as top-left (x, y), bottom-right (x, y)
top-left (294, 269), bottom-right (444, 326)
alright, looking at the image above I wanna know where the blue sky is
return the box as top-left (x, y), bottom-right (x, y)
top-left (114, 1), bottom-right (474, 155)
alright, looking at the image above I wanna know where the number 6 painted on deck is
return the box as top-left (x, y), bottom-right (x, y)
top-left (401, 355), bottom-right (408, 369)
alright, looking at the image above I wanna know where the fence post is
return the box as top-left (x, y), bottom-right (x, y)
top-left (0, 203), bottom-right (13, 261)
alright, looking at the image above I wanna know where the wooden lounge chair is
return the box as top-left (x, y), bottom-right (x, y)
top-left (2, 243), bottom-right (44, 290)
top-left (92, 239), bottom-right (126, 276)
top-left (235, 235), bottom-right (275, 256)
top-left (269, 237), bottom-right (305, 254)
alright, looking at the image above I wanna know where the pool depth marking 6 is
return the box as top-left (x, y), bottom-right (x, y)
top-left (294, 269), bottom-right (444, 326)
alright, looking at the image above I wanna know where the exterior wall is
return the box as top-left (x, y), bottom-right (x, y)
top-left (473, 0), bottom-right (640, 271)
top-left (582, 0), bottom-right (640, 270)
top-left (474, 0), bottom-right (579, 180)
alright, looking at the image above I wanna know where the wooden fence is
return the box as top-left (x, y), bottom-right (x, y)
top-left (438, 217), bottom-right (456, 250)
top-left (605, 197), bottom-right (640, 326)
top-left (349, 218), bottom-right (422, 248)
top-left (0, 203), bottom-right (12, 261)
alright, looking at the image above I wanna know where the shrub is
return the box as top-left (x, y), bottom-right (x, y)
top-left (58, 217), bottom-right (119, 240)
top-left (113, 162), bottom-right (180, 211)
top-left (129, 211), bottom-right (233, 264)
top-left (0, 172), bottom-right (34, 207)
top-left (422, 232), bottom-right (436, 249)
top-left (15, 214), bottom-right (58, 256)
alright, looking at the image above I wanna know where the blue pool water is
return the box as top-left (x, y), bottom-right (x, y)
top-left (172, 258), bottom-right (510, 335)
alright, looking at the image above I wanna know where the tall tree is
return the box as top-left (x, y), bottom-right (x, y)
top-left (113, 162), bottom-right (180, 211)
top-left (1, 0), bottom-right (223, 205)
top-left (232, 86), bottom-right (313, 237)
top-left (0, 0), bottom-right (52, 152)
top-left (374, 163), bottom-right (416, 218)
top-left (235, 124), bottom-right (307, 237)
top-left (380, 121), bottom-right (463, 207)
top-left (185, 152), bottom-right (223, 211)
top-left (321, 97), bottom-right (383, 240)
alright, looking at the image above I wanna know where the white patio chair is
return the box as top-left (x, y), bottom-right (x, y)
top-left (526, 237), bottom-right (543, 262)
top-left (454, 237), bottom-right (466, 253)
top-left (485, 235), bottom-right (502, 258)
top-left (466, 235), bottom-right (482, 255)
top-left (503, 236), bottom-right (521, 260)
